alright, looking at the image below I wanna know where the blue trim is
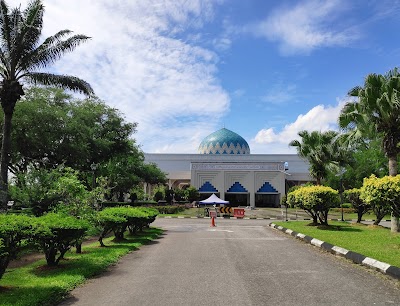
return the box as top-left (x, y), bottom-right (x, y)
top-left (199, 181), bottom-right (218, 192)
top-left (227, 182), bottom-right (248, 193)
top-left (257, 182), bottom-right (278, 193)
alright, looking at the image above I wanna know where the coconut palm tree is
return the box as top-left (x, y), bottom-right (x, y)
top-left (0, 0), bottom-right (93, 207)
top-left (338, 68), bottom-right (400, 232)
top-left (289, 130), bottom-right (343, 185)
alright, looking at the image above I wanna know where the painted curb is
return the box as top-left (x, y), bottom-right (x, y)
top-left (269, 223), bottom-right (400, 280)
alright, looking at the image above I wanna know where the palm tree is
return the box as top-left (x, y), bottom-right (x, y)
top-left (0, 0), bottom-right (93, 208)
top-left (338, 68), bottom-right (400, 232)
top-left (289, 130), bottom-right (343, 185)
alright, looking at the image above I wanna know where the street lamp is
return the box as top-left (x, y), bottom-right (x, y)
top-left (90, 163), bottom-right (98, 209)
top-left (338, 167), bottom-right (346, 222)
top-left (90, 163), bottom-right (97, 190)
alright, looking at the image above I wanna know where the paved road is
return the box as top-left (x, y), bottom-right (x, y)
top-left (60, 218), bottom-right (400, 306)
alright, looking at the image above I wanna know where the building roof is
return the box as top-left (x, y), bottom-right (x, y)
top-left (198, 128), bottom-right (250, 154)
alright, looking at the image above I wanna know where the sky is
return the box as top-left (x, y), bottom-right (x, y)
top-left (13, 0), bottom-right (400, 154)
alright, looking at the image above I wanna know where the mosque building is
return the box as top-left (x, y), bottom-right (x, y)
top-left (144, 128), bottom-right (311, 207)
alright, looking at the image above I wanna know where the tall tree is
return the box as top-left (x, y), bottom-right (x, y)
top-left (289, 130), bottom-right (346, 185)
top-left (338, 68), bottom-right (400, 232)
top-left (0, 0), bottom-right (93, 208)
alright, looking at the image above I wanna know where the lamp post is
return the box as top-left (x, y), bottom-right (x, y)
top-left (338, 167), bottom-right (346, 222)
top-left (90, 163), bottom-right (97, 190)
top-left (90, 163), bottom-right (97, 209)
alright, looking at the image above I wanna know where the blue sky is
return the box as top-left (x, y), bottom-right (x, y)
top-left (14, 0), bottom-right (400, 153)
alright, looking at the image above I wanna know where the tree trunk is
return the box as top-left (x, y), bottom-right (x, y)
top-left (0, 111), bottom-right (13, 208)
top-left (388, 156), bottom-right (399, 232)
top-left (357, 210), bottom-right (363, 223)
top-left (76, 242), bottom-right (82, 253)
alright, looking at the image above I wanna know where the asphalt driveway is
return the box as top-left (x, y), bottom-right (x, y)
top-left (60, 218), bottom-right (400, 306)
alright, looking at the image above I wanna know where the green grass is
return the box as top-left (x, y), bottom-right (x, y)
top-left (0, 228), bottom-right (163, 306)
top-left (274, 221), bottom-right (400, 267)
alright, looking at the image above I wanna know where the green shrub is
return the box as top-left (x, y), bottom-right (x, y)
top-left (360, 174), bottom-right (400, 225)
top-left (185, 186), bottom-right (199, 202)
top-left (96, 207), bottom-right (158, 246)
top-left (287, 185), bottom-right (339, 225)
top-left (343, 188), bottom-right (370, 223)
top-left (153, 191), bottom-right (164, 202)
top-left (32, 213), bottom-right (89, 266)
top-left (0, 214), bottom-right (34, 280)
top-left (101, 201), bottom-right (128, 208)
top-left (153, 205), bottom-right (185, 214)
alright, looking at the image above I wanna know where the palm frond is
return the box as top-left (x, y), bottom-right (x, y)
top-left (12, 1), bottom-right (43, 76)
top-left (24, 72), bottom-right (94, 96)
top-left (347, 86), bottom-right (362, 97)
top-left (0, 0), bottom-right (11, 54)
top-left (18, 33), bottom-right (90, 72)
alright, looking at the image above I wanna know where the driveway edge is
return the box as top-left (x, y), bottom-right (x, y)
top-left (269, 223), bottom-right (400, 280)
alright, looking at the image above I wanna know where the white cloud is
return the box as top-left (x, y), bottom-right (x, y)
top-left (251, 99), bottom-right (346, 153)
top-left (15, 0), bottom-right (229, 153)
top-left (251, 0), bottom-right (357, 55)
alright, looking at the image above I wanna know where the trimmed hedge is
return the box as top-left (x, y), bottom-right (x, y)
top-left (361, 175), bottom-right (400, 225)
top-left (153, 205), bottom-right (186, 214)
top-left (343, 188), bottom-right (370, 223)
top-left (97, 207), bottom-right (158, 246)
top-left (287, 185), bottom-right (339, 225)
top-left (0, 214), bottom-right (34, 279)
top-left (32, 213), bottom-right (89, 266)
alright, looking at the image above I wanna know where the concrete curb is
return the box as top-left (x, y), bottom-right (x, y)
top-left (269, 223), bottom-right (400, 280)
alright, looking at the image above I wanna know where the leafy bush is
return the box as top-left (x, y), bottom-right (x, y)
top-left (153, 205), bottom-right (186, 214)
top-left (96, 207), bottom-right (158, 246)
top-left (341, 203), bottom-right (352, 209)
top-left (9, 168), bottom-right (63, 216)
top-left (343, 188), bottom-right (370, 223)
top-left (287, 185), bottom-right (339, 225)
top-left (101, 201), bottom-right (129, 208)
top-left (32, 213), bottom-right (89, 266)
top-left (0, 214), bottom-right (34, 280)
top-left (153, 190), bottom-right (164, 202)
top-left (360, 175), bottom-right (400, 225)
top-left (185, 186), bottom-right (199, 202)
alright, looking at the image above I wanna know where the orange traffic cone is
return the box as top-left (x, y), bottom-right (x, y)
top-left (211, 216), bottom-right (216, 227)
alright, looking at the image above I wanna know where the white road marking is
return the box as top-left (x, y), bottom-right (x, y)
top-left (208, 229), bottom-right (234, 233)
top-left (198, 237), bottom-right (286, 240)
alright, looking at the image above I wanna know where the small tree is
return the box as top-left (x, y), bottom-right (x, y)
top-left (360, 175), bottom-right (400, 227)
top-left (287, 186), bottom-right (339, 225)
top-left (0, 214), bottom-right (33, 280)
top-left (343, 188), bottom-right (369, 223)
top-left (9, 167), bottom-right (64, 216)
top-left (185, 186), bottom-right (199, 203)
top-left (32, 213), bottom-right (89, 266)
top-left (152, 185), bottom-right (165, 202)
top-left (173, 189), bottom-right (186, 202)
top-left (165, 188), bottom-right (174, 204)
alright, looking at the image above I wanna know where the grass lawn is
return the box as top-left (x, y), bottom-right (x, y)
top-left (0, 228), bottom-right (163, 306)
top-left (273, 221), bottom-right (400, 267)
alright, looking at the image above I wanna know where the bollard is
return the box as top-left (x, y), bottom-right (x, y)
top-left (211, 216), bottom-right (216, 227)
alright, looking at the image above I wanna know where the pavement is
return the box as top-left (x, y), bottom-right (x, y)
top-left (59, 218), bottom-right (400, 306)
top-left (269, 222), bottom-right (400, 280)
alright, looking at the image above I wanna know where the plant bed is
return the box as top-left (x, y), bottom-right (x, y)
top-left (0, 228), bottom-right (163, 306)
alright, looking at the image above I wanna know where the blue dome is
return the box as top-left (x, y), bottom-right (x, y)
top-left (198, 128), bottom-right (250, 154)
